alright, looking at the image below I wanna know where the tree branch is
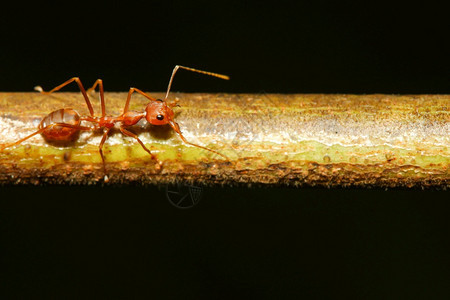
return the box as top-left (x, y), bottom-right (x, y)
top-left (0, 92), bottom-right (448, 188)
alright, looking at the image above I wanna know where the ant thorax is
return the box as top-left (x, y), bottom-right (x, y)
top-left (121, 111), bottom-right (145, 127)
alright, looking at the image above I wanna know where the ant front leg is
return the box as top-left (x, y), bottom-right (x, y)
top-left (35, 77), bottom-right (95, 117)
top-left (122, 87), bottom-right (157, 114)
top-left (119, 127), bottom-right (162, 170)
top-left (168, 121), bottom-right (229, 161)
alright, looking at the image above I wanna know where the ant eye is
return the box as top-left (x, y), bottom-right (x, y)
top-left (156, 114), bottom-right (164, 120)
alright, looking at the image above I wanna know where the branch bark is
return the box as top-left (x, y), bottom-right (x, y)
top-left (0, 92), bottom-right (448, 188)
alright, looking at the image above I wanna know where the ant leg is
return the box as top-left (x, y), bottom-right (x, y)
top-left (0, 123), bottom-right (92, 151)
top-left (119, 127), bottom-right (162, 169)
top-left (123, 87), bottom-right (157, 114)
top-left (35, 77), bottom-right (95, 117)
top-left (168, 121), bottom-right (229, 161)
top-left (164, 65), bottom-right (230, 101)
top-left (86, 79), bottom-right (102, 94)
top-left (0, 128), bottom-right (48, 151)
top-left (86, 79), bottom-right (106, 117)
top-left (98, 128), bottom-right (111, 179)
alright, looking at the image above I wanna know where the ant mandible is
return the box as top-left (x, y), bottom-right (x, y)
top-left (0, 65), bottom-right (230, 181)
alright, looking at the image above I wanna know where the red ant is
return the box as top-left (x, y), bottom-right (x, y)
top-left (0, 65), bottom-right (230, 181)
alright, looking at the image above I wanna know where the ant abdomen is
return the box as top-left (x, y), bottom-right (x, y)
top-left (39, 108), bottom-right (81, 141)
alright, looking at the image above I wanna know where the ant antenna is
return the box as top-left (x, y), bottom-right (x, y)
top-left (164, 65), bottom-right (229, 101)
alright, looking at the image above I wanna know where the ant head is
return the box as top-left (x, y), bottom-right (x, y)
top-left (145, 99), bottom-right (175, 125)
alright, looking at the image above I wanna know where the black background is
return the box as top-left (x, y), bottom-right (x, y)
top-left (1, 1), bottom-right (449, 298)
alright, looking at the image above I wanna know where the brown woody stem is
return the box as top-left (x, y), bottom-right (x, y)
top-left (0, 92), bottom-right (448, 188)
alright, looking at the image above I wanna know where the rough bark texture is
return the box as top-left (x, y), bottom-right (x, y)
top-left (0, 92), bottom-right (448, 188)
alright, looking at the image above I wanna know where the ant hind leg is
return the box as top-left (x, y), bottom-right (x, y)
top-left (0, 123), bottom-right (92, 151)
top-left (0, 128), bottom-right (47, 151)
top-left (98, 128), bottom-right (111, 182)
top-left (35, 77), bottom-right (95, 117)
